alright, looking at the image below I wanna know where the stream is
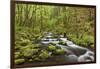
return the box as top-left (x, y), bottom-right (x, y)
top-left (40, 32), bottom-right (94, 62)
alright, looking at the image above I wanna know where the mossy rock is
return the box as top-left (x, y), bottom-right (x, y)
top-left (28, 59), bottom-right (33, 62)
top-left (20, 39), bottom-right (30, 46)
top-left (15, 59), bottom-right (25, 65)
top-left (54, 49), bottom-right (65, 55)
top-left (33, 44), bottom-right (41, 48)
top-left (34, 57), bottom-right (41, 61)
top-left (22, 48), bottom-right (39, 57)
top-left (20, 45), bottom-right (36, 51)
top-left (15, 45), bottom-right (21, 50)
top-left (50, 42), bottom-right (57, 46)
top-left (48, 45), bottom-right (56, 51)
top-left (39, 50), bottom-right (50, 59)
top-left (15, 52), bottom-right (21, 59)
top-left (59, 41), bottom-right (67, 45)
top-left (23, 48), bottom-right (33, 57)
top-left (20, 32), bottom-right (28, 38)
top-left (32, 55), bottom-right (37, 59)
top-left (32, 49), bottom-right (39, 54)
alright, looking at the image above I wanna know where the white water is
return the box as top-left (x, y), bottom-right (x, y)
top-left (41, 33), bottom-right (94, 62)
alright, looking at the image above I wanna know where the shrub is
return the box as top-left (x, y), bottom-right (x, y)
top-left (48, 45), bottom-right (56, 51)
top-left (90, 44), bottom-right (94, 49)
top-left (15, 59), bottom-right (25, 65)
top-left (74, 38), bottom-right (82, 45)
top-left (83, 35), bottom-right (89, 44)
top-left (81, 35), bottom-right (94, 47)
top-left (89, 36), bottom-right (94, 44)
top-left (68, 34), bottom-right (76, 40)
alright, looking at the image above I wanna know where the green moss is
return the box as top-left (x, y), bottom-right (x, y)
top-left (32, 55), bottom-right (37, 59)
top-left (15, 59), bottom-right (25, 65)
top-left (54, 49), bottom-right (65, 55)
top-left (21, 45), bottom-right (39, 57)
top-left (15, 52), bottom-right (21, 59)
top-left (29, 59), bottom-right (33, 62)
top-left (23, 48), bottom-right (33, 57)
top-left (20, 39), bottom-right (30, 46)
top-left (15, 45), bottom-right (21, 50)
top-left (48, 45), bottom-right (56, 51)
top-left (39, 50), bottom-right (50, 59)
top-left (32, 49), bottom-right (39, 54)
top-left (33, 44), bottom-right (41, 48)
top-left (58, 41), bottom-right (67, 45)
top-left (34, 57), bottom-right (41, 61)
top-left (90, 44), bottom-right (94, 49)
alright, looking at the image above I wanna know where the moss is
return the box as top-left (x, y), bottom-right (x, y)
top-left (15, 45), bottom-right (21, 50)
top-left (20, 39), bottom-right (30, 46)
top-left (32, 49), bottom-right (39, 54)
top-left (39, 50), bottom-right (50, 59)
top-left (33, 44), bottom-right (41, 48)
top-left (48, 45), bottom-right (56, 51)
top-left (54, 49), bottom-right (65, 55)
top-left (28, 59), bottom-right (33, 62)
top-left (15, 59), bottom-right (25, 65)
top-left (22, 48), bottom-right (33, 57)
top-left (34, 57), bottom-right (41, 61)
top-left (21, 45), bottom-right (39, 57)
top-left (90, 44), bottom-right (94, 49)
top-left (15, 52), bottom-right (21, 59)
top-left (58, 41), bottom-right (67, 45)
top-left (32, 55), bottom-right (37, 59)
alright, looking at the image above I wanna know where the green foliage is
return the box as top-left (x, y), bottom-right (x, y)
top-left (81, 35), bottom-right (94, 46)
top-left (15, 59), bottom-right (25, 65)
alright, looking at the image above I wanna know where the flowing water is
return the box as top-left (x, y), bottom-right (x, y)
top-left (41, 33), bottom-right (94, 62)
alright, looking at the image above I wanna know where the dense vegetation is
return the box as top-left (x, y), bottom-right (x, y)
top-left (14, 3), bottom-right (95, 65)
